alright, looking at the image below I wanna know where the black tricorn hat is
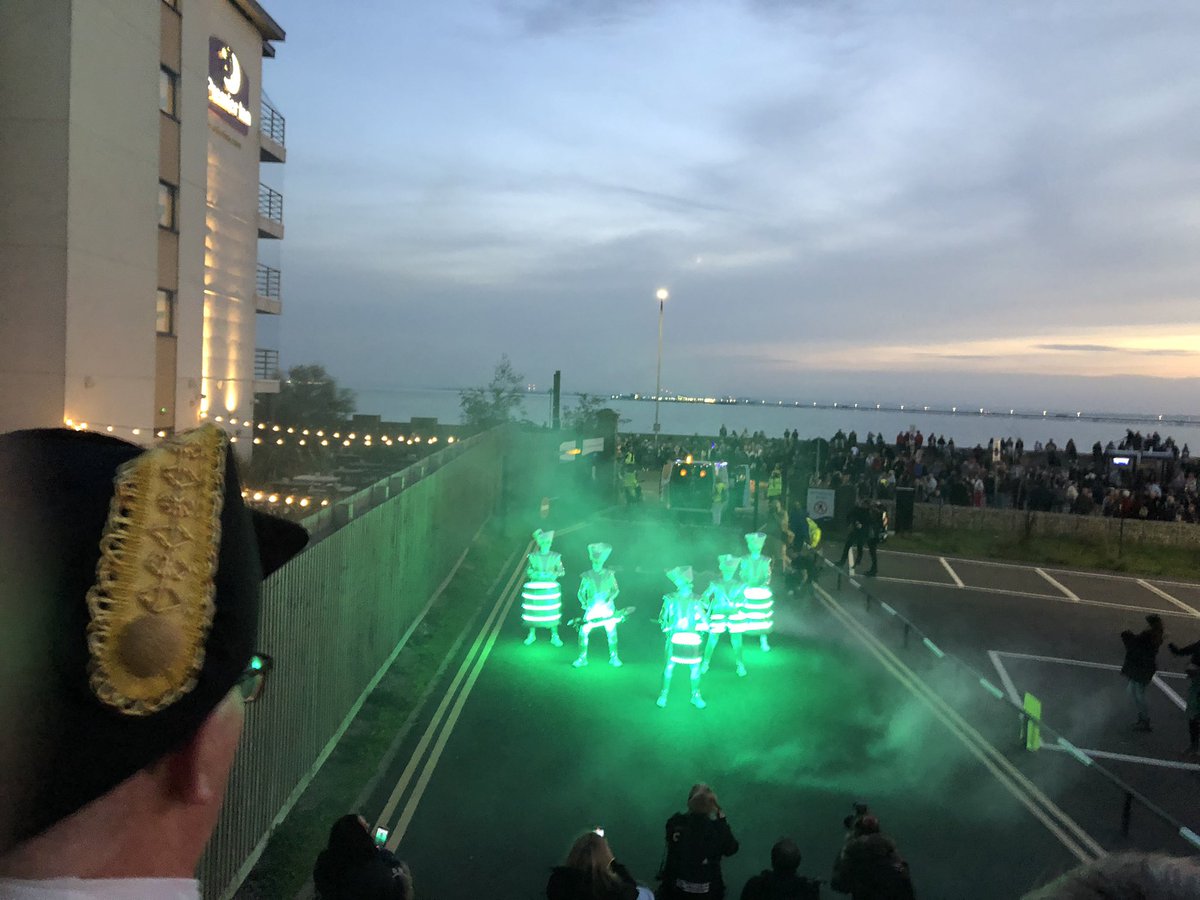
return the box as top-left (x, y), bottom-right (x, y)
top-left (0, 427), bottom-right (307, 848)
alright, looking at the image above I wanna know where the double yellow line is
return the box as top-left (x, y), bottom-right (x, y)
top-left (377, 543), bottom-right (529, 850)
top-left (815, 583), bottom-right (1106, 864)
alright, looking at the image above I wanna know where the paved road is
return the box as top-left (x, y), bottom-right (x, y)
top-left (337, 512), bottom-right (1200, 899)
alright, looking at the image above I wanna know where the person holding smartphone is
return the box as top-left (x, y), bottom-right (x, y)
top-left (313, 814), bottom-right (413, 900)
top-left (547, 830), bottom-right (647, 900)
top-left (659, 784), bottom-right (740, 899)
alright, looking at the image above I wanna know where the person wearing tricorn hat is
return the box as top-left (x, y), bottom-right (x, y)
top-left (573, 543), bottom-right (624, 668)
top-left (700, 555), bottom-right (746, 678)
top-left (1121, 614), bottom-right (1165, 733)
top-left (738, 533), bottom-right (774, 653)
top-left (0, 425), bottom-right (307, 895)
top-left (657, 567), bottom-right (709, 709)
top-left (521, 529), bottom-right (565, 647)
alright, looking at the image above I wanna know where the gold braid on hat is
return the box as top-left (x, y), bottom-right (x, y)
top-left (86, 425), bottom-right (227, 716)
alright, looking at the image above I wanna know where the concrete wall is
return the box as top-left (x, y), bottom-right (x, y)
top-left (0, 0), bottom-right (72, 430)
top-left (915, 503), bottom-right (1200, 549)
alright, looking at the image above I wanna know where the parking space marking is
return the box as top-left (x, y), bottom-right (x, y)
top-left (940, 557), bottom-right (965, 588)
top-left (989, 650), bottom-right (1021, 705)
top-left (1137, 579), bottom-right (1200, 618)
top-left (1037, 568), bottom-right (1081, 602)
top-left (993, 650), bottom-right (1187, 680)
top-left (1153, 674), bottom-right (1188, 712)
top-left (1042, 744), bottom-right (1200, 773)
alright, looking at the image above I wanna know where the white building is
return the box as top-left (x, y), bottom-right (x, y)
top-left (0, 0), bottom-right (287, 453)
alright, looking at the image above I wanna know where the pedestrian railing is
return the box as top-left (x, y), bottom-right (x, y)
top-left (820, 557), bottom-right (1200, 856)
top-left (258, 183), bottom-right (284, 224)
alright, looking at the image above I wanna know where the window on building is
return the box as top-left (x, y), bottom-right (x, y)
top-left (156, 289), bottom-right (175, 335)
top-left (159, 67), bottom-right (178, 118)
top-left (158, 181), bottom-right (177, 230)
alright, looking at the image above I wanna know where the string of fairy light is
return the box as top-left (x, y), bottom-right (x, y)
top-left (60, 415), bottom-right (457, 448)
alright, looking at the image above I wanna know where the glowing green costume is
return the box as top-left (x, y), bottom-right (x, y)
top-left (701, 554), bottom-right (747, 677)
top-left (657, 566), bottom-right (709, 709)
top-left (573, 543), bottom-right (623, 668)
top-left (522, 529), bottom-right (564, 646)
top-left (739, 532), bottom-right (774, 652)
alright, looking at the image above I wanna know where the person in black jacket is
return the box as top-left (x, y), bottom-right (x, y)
top-left (547, 831), bottom-right (642, 900)
top-left (659, 783), bottom-right (740, 899)
top-left (740, 838), bottom-right (820, 900)
top-left (313, 814), bottom-right (412, 900)
top-left (830, 814), bottom-right (914, 900)
top-left (1168, 635), bottom-right (1200, 754)
top-left (1121, 614), bottom-right (1165, 732)
top-left (836, 500), bottom-right (882, 577)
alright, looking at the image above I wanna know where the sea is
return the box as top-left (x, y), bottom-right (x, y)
top-left (352, 386), bottom-right (1200, 451)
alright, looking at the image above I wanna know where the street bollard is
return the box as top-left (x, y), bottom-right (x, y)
top-left (1121, 791), bottom-right (1133, 837)
top-left (903, 622), bottom-right (910, 648)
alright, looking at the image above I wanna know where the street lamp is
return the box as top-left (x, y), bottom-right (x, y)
top-left (654, 288), bottom-right (669, 442)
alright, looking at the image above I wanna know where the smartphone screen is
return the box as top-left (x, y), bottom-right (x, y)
top-left (593, 826), bottom-right (605, 837)
top-left (373, 826), bottom-right (389, 846)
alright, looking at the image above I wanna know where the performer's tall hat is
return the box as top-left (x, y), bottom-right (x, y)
top-left (587, 542), bottom-right (613, 565)
top-left (717, 553), bottom-right (739, 575)
top-left (532, 528), bottom-right (554, 548)
top-left (666, 565), bottom-right (694, 588)
top-left (744, 532), bottom-right (766, 553)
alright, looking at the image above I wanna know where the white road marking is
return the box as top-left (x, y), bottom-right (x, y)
top-left (1037, 568), bottom-right (1081, 602)
top-left (989, 650), bottom-right (1022, 705)
top-left (940, 556), bottom-right (965, 588)
top-left (1137, 579), bottom-right (1200, 618)
top-left (992, 650), bottom-right (1187, 679)
top-left (1042, 744), bottom-right (1200, 772)
top-left (1153, 674), bottom-right (1189, 712)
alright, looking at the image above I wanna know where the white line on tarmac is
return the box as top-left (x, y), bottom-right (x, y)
top-left (993, 650), bottom-right (1187, 679)
top-left (988, 650), bottom-right (1022, 705)
top-left (1153, 674), bottom-right (1188, 712)
top-left (1137, 579), bottom-right (1200, 618)
top-left (940, 556), bottom-right (965, 588)
top-left (1041, 743), bottom-right (1200, 772)
top-left (873, 575), bottom-right (1197, 618)
top-left (1037, 568), bottom-right (1082, 602)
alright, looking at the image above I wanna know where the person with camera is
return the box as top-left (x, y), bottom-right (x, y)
top-left (830, 807), bottom-right (915, 900)
top-left (658, 783), bottom-right (740, 899)
top-left (313, 814), bottom-right (413, 900)
top-left (546, 830), bottom-right (648, 900)
top-left (835, 500), bottom-right (883, 577)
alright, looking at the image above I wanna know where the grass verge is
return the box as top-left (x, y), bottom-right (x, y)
top-left (887, 527), bottom-right (1200, 581)
top-left (233, 521), bottom-right (522, 899)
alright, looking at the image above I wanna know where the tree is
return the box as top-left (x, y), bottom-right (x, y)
top-left (460, 355), bottom-right (526, 428)
top-left (255, 364), bottom-right (356, 427)
top-left (563, 393), bottom-right (607, 434)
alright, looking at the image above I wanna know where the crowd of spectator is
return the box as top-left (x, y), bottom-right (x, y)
top-left (621, 426), bottom-right (1200, 526)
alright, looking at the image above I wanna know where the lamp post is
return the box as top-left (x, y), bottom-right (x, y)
top-left (654, 287), bottom-right (669, 444)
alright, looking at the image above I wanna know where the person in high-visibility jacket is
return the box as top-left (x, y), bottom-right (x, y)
top-left (521, 529), bottom-right (564, 646)
top-left (738, 532), bottom-right (774, 652)
top-left (573, 543), bottom-right (624, 668)
top-left (766, 466), bottom-right (783, 504)
top-left (657, 566), bottom-right (709, 709)
top-left (701, 554), bottom-right (746, 677)
top-left (711, 478), bottom-right (728, 526)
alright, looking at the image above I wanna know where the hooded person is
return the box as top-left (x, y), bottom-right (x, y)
top-left (738, 533), bottom-right (774, 652)
top-left (313, 814), bottom-right (412, 900)
top-left (657, 566), bottom-right (709, 709)
top-left (574, 543), bottom-right (624, 668)
top-left (0, 425), bottom-right (307, 896)
top-left (521, 529), bottom-right (565, 647)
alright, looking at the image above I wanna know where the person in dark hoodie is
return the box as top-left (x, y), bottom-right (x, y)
top-left (1168, 634), bottom-right (1200, 755)
top-left (547, 831), bottom-right (643, 900)
top-left (830, 814), bottom-right (914, 900)
top-left (1121, 614), bottom-right (1165, 732)
top-left (659, 783), bottom-right (740, 899)
top-left (313, 814), bottom-right (412, 900)
top-left (740, 838), bottom-right (820, 900)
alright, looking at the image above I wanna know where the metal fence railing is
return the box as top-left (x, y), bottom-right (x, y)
top-left (258, 184), bottom-right (283, 224)
top-left (199, 428), bottom-right (505, 898)
top-left (260, 95), bottom-right (285, 147)
top-left (254, 348), bottom-right (280, 381)
top-left (256, 263), bottom-right (281, 299)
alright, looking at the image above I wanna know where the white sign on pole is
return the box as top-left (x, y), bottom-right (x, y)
top-left (807, 488), bottom-right (836, 520)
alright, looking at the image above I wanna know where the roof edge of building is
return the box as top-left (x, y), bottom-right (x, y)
top-left (230, 0), bottom-right (285, 43)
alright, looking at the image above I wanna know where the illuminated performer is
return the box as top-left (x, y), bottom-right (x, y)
top-left (657, 566), bottom-right (710, 709)
top-left (739, 532), bottom-right (774, 652)
top-left (572, 543), bottom-right (625, 668)
top-left (701, 554), bottom-right (747, 677)
top-left (521, 528), bottom-right (565, 646)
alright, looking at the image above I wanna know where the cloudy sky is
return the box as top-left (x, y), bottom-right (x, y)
top-left (261, 0), bottom-right (1200, 410)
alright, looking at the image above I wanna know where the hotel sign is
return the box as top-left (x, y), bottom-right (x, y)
top-left (208, 38), bottom-right (251, 134)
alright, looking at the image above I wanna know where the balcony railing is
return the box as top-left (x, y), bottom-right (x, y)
top-left (261, 95), bottom-right (285, 147)
top-left (257, 263), bottom-right (281, 298)
top-left (258, 184), bottom-right (283, 224)
top-left (255, 348), bottom-right (280, 380)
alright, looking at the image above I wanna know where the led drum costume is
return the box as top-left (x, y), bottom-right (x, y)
top-left (701, 554), bottom-right (747, 677)
top-left (573, 543), bottom-right (625, 668)
top-left (521, 529), bottom-right (564, 646)
top-left (657, 566), bottom-right (709, 709)
top-left (739, 532), bottom-right (774, 652)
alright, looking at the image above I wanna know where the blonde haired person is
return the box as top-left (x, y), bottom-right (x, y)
top-left (658, 784), bottom-right (739, 899)
top-left (546, 831), bottom-right (646, 900)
